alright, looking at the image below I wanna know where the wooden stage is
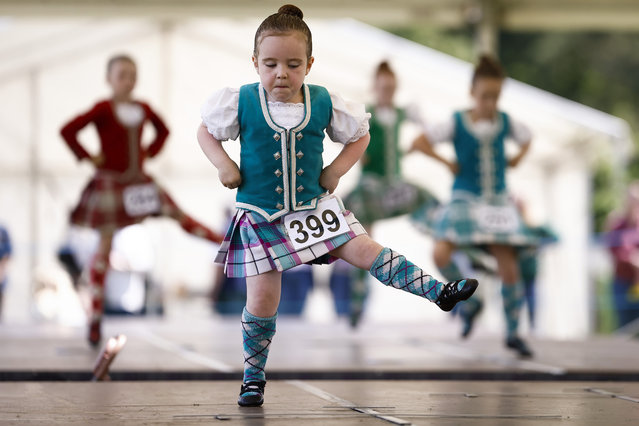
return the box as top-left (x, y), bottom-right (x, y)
top-left (1, 315), bottom-right (638, 425)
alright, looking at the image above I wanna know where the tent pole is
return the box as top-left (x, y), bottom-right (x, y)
top-left (474, 0), bottom-right (500, 57)
top-left (28, 68), bottom-right (40, 313)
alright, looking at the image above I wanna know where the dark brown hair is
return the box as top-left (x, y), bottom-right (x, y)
top-left (375, 60), bottom-right (396, 79)
top-left (106, 54), bottom-right (135, 75)
top-left (253, 4), bottom-right (312, 59)
top-left (472, 54), bottom-right (505, 86)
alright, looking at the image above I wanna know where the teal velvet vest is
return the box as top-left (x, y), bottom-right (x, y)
top-left (362, 106), bottom-right (405, 178)
top-left (236, 83), bottom-right (333, 221)
top-left (452, 111), bottom-right (510, 197)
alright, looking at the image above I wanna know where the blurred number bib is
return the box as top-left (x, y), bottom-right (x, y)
top-left (381, 182), bottom-right (418, 213)
top-left (476, 204), bottom-right (520, 233)
top-left (285, 198), bottom-right (349, 250)
top-left (123, 183), bottom-right (161, 216)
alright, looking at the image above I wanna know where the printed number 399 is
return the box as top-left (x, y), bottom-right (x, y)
top-left (289, 210), bottom-right (341, 244)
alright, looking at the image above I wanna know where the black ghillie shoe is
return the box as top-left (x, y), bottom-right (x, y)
top-left (461, 299), bottom-right (483, 339)
top-left (435, 279), bottom-right (478, 312)
top-left (238, 380), bottom-right (266, 407)
top-left (506, 336), bottom-right (534, 358)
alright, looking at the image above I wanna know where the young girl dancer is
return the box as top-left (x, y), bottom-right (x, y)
top-left (341, 60), bottom-right (438, 327)
top-left (61, 54), bottom-right (223, 346)
top-left (411, 55), bottom-right (535, 357)
top-left (197, 4), bottom-right (478, 407)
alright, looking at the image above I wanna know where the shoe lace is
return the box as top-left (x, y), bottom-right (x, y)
top-left (439, 280), bottom-right (463, 300)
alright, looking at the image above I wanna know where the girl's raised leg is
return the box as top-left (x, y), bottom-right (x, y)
top-left (87, 229), bottom-right (114, 347)
top-left (434, 240), bottom-right (459, 279)
top-left (330, 235), bottom-right (478, 311)
top-left (490, 244), bottom-right (532, 357)
top-left (165, 205), bottom-right (223, 244)
top-left (435, 240), bottom-right (483, 338)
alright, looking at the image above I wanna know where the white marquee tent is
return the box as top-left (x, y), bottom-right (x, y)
top-left (0, 16), bottom-right (632, 338)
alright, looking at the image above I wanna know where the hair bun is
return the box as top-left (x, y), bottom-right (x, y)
top-left (375, 60), bottom-right (395, 77)
top-left (278, 4), bottom-right (304, 19)
top-left (477, 54), bottom-right (501, 72)
top-left (377, 60), bottom-right (391, 72)
top-left (478, 54), bottom-right (495, 67)
top-left (473, 53), bottom-right (505, 81)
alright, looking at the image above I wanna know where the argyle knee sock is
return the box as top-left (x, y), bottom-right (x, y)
top-left (349, 267), bottom-right (368, 325)
top-left (178, 214), bottom-right (223, 244)
top-left (87, 252), bottom-right (108, 345)
top-left (241, 307), bottom-right (277, 384)
top-left (501, 281), bottom-right (524, 338)
top-left (369, 247), bottom-right (462, 303)
top-left (459, 293), bottom-right (483, 338)
top-left (88, 253), bottom-right (108, 325)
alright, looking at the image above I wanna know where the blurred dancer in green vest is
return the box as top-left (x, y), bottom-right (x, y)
top-left (338, 61), bottom-right (439, 327)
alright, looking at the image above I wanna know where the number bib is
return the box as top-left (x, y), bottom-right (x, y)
top-left (122, 183), bottom-right (161, 217)
top-left (475, 204), bottom-right (520, 233)
top-left (284, 197), bottom-right (350, 250)
top-left (381, 182), bottom-right (418, 213)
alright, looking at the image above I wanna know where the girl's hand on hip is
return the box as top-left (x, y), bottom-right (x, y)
top-left (218, 161), bottom-right (242, 189)
top-left (319, 165), bottom-right (340, 194)
top-left (447, 161), bottom-right (459, 174)
top-left (508, 157), bottom-right (521, 168)
top-left (90, 154), bottom-right (105, 167)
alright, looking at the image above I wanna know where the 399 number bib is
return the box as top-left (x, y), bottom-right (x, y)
top-left (475, 204), bottom-right (520, 233)
top-left (122, 183), bottom-right (161, 217)
top-left (284, 198), bottom-right (350, 250)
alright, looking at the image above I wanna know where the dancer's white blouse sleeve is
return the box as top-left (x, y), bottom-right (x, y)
top-left (326, 92), bottom-right (371, 144)
top-left (200, 87), bottom-right (240, 141)
top-left (509, 117), bottom-right (533, 145)
top-left (404, 103), bottom-right (429, 130)
top-left (424, 118), bottom-right (455, 145)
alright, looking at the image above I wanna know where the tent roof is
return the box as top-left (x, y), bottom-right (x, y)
top-left (2, 0), bottom-right (639, 31)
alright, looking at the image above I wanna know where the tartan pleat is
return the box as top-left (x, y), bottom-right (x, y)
top-left (70, 171), bottom-right (179, 230)
top-left (215, 195), bottom-right (366, 277)
top-left (344, 174), bottom-right (438, 224)
top-left (411, 191), bottom-right (543, 247)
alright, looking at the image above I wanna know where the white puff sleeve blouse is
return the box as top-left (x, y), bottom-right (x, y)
top-left (200, 86), bottom-right (370, 144)
top-left (326, 92), bottom-right (370, 144)
top-left (200, 87), bottom-right (240, 141)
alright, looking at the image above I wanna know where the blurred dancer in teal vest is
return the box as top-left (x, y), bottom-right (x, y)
top-left (411, 55), bottom-right (538, 357)
top-left (338, 61), bottom-right (438, 327)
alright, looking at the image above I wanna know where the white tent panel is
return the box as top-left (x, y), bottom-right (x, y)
top-left (0, 79), bottom-right (31, 172)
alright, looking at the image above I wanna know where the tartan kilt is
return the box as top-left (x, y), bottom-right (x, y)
top-left (410, 191), bottom-right (543, 247)
top-left (215, 195), bottom-right (367, 278)
top-left (344, 174), bottom-right (439, 224)
top-left (70, 170), bottom-right (179, 231)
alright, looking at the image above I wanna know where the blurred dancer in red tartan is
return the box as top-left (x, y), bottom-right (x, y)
top-left (61, 54), bottom-right (223, 346)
